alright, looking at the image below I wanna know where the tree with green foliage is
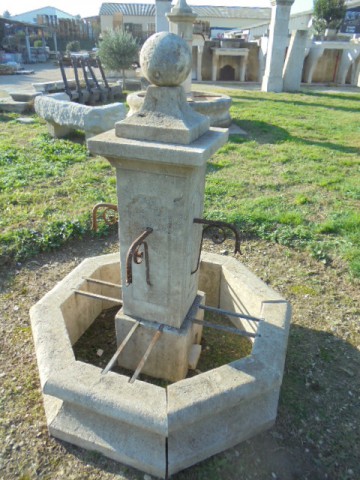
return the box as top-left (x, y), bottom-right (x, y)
top-left (98, 29), bottom-right (139, 89)
top-left (313, 0), bottom-right (347, 34)
top-left (66, 40), bottom-right (81, 53)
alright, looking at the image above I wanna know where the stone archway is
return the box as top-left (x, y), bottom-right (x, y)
top-left (219, 64), bottom-right (235, 81)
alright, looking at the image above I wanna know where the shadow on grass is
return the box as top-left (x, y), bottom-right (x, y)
top-left (234, 94), bottom-right (360, 114)
top-left (234, 119), bottom-right (360, 155)
top-left (301, 90), bottom-right (360, 103)
top-left (60, 324), bottom-right (360, 480)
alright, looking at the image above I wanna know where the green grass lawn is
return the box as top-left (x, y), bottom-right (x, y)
top-left (1, 89), bottom-right (359, 277)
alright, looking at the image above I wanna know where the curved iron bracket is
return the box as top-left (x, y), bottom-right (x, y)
top-left (192, 218), bottom-right (241, 274)
top-left (126, 227), bottom-right (153, 286)
top-left (92, 203), bottom-right (118, 232)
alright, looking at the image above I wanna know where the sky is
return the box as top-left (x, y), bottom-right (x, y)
top-left (3, 0), bottom-right (314, 19)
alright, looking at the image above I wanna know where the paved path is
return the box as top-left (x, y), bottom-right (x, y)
top-left (1, 63), bottom-right (359, 97)
top-left (0, 63), bottom-right (75, 96)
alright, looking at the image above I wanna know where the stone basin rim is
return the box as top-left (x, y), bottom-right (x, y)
top-left (30, 251), bottom-right (291, 478)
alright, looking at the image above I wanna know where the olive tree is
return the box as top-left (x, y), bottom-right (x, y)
top-left (98, 29), bottom-right (139, 89)
top-left (313, 0), bottom-right (346, 34)
top-left (66, 40), bottom-right (81, 53)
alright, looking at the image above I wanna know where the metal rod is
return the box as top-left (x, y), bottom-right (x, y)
top-left (96, 56), bottom-right (110, 89)
top-left (191, 319), bottom-right (258, 338)
top-left (91, 202), bottom-right (118, 232)
top-left (71, 55), bottom-right (84, 103)
top-left (85, 57), bottom-right (101, 90)
top-left (83, 277), bottom-right (122, 289)
top-left (126, 227), bottom-right (153, 286)
top-left (102, 321), bottom-right (140, 375)
top-left (199, 304), bottom-right (262, 322)
top-left (73, 289), bottom-right (122, 304)
top-left (192, 218), bottom-right (242, 274)
top-left (129, 325), bottom-right (164, 384)
top-left (58, 53), bottom-right (73, 100)
top-left (80, 56), bottom-right (93, 94)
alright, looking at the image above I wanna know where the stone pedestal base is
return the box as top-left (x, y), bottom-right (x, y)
top-left (115, 292), bottom-right (205, 382)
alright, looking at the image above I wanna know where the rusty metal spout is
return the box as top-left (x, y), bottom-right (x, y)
top-left (126, 227), bottom-right (153, 286)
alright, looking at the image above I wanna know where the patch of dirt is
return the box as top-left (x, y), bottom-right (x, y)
top-left (0, 232), bottom-right (359, 480)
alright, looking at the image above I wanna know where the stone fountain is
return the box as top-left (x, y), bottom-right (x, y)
top-left (30, 31), bottom-right (291, 479)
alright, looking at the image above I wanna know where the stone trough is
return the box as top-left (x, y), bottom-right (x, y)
top-left (30, 252), bottom-right (290, 478)
top-left (34, 95), bottom-right (127, 139)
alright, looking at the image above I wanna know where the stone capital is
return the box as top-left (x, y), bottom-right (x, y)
top-left (115, 86), bottom-right (209, 145)
top-left (270, 0), bottom-right (294, 6)
top-left (166, 11), bottom-right (197, 24)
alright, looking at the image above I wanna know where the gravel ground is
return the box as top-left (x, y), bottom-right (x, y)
top-left (1, 231), bottom-right (359, 480)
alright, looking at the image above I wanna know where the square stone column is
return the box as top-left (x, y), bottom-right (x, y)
top-left (155, 0), bottom-right (172, 32)
top-left (167, 0), bottom-right (197, 94)
top-left (89, 32), bottom-right (228, 381)
top-left (88, 86), bottom-right (227, 329)
top-left (88, 88), bottom-right (227, 381)
top-left (261, 0), bottom-right (294, 92)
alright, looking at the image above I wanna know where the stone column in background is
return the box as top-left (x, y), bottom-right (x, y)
top-left (303, 45), bottom-right (324, 84)
top-left (336, 46), bottom-right (360, 85)
top-left (261, 0), bottom-right (294, 92)
top-left (283, 29), bottom-right (308, 92)
top-left (167, 0), bottom-right (197, 94)
top-left (155, 0), bottom-right (172, 32)
top-left (196, 45), bottom-right (203, 81)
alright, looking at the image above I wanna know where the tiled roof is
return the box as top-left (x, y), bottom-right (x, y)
top-left (192, 6), bottom-right (270, 19)
top-left (100, 3), bottom-right (156, 16)
top-left (12, 6), bottom-right (76, 23)
top-left (99, 3), bottom-right (271, 19)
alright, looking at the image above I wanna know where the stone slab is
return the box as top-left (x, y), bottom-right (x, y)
top-left (44, 362), bottom-right (168, 436)
top-left (0, 99), bottom-right (29, 113)
top-left (10, 91), bottom-right (41, 103)
top-left (88, 127), bottom-right (228, 167)
top-left (49, 402), bottom-right (167, 478)
top-left (167, 389), bottom-right (279, 475)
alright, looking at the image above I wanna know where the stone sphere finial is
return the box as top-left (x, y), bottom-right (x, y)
top-left (140, 32), bottom-right (191, 87)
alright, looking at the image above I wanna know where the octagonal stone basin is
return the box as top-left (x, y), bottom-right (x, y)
top-left (30, 252), bottom-right (291, 479)
top-left (127, 90), bottom-right (232, 127)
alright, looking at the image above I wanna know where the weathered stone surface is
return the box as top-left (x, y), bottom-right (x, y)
top-left (188, 91), bottom-right (232, 127)
top-left (88, 127), bottom-right (228, 168)
top-left (262, 0), bottom-right (295, 93)
top-left (49, 402), bottom-right (167, 478)
top-left (32, 79), bottom-right (77, 93)
top-left (0, 99), bottom-right (29, 113)
top-left (140, 32), bottom-right (191, 86)
top-left (9, 91), bottom-right (41, 103)
top-left (34, 96), bottom-right (126, 139)
top-left (116, 86), bottom-right (209, 144)
top-left (16, 117), bottom-right (36, 124)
